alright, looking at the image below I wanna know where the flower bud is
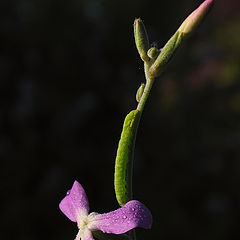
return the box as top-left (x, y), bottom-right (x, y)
top-left (178, 0), bottom-right (215, 39)
top-left (136, 83), bottom-right (145, 102)
top-left (149, 0), bottom-right (215, 78)
top-left (134, 18), bottom-right (150, 62)
top-left (147, 47), bottom-right (160, 60)
top-left (149, 31), bottom-right (180, 78)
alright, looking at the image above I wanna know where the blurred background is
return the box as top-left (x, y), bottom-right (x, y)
top-left (1, 0), bottom-right (240, 239)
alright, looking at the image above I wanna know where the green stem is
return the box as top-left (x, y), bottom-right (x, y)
top-left (127, 63), bottom-right (154, 240)
top-left (93, 231), bottom-right (130, 240)
top-left (137, 62), bottom-right (155, 113)
top-left (129, 229), bottom-right (136, 240)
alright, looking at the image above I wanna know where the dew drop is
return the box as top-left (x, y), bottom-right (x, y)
top-left (131, 207), bottom-right (135, 211)
top-left (123, 215), bottom-right (127, 219)
top-left (66, 190), bottom-right (71, 195)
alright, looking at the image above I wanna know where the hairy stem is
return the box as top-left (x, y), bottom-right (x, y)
top-left (137, 62), bottom-right (155, 113)
top-left (128, 62), bottom-right (154, 240)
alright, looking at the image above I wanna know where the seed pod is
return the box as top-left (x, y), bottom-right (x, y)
top-left (134, 18), bottom-right (150, 62)
top-left (114, 110), bottom-right (141, 206)
top-left (136, 83), bottom-right (145, 102)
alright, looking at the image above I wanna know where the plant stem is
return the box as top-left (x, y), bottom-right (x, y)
top-left (123, 63), bottom-right (155, 240)
top-left (128, 62), bottom-right (154, 240)
top-left (129, 229), bottom-right (136, 240)
top-left (137, 62), bottom-right (155, 113)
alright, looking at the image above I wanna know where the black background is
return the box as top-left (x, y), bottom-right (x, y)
top-left (1, 0), bottom-right (240, 239)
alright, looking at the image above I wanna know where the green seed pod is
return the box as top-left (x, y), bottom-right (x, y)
top-left (134, 18), bottom-right (150, 62)
top-left (114, 110), bottom-right (141, 206)
top-left (136, 83), bottom-right (145, 103)
top-left (147, 47), bottom-right (160, 60)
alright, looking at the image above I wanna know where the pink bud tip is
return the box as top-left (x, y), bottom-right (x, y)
top-left (178, 0), bottom-right (215, 36)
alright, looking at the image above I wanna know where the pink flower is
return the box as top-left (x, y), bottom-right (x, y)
top-left (59, 181), bottom-right (152, 240)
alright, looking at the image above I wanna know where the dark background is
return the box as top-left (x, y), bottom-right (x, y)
top-left (1, 0), bottom-right (240, 239)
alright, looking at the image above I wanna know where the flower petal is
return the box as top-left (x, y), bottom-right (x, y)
top-left (88, 200), bottom-right (152, 234)
top-left (59, 181), bottom-right (89, 222)
top-left (76, 229), bottom-right (94, 240)
top-left (81, 229), bottom-right (95, 240)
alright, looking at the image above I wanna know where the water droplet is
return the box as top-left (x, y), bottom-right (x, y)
top-left (66, 190), bottom-right (71, 195)
top-left (131, 208), bottom-right (135, 211)
top-left (123, 215), bottom-right (127, 219)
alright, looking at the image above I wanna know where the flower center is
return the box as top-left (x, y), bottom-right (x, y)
top-left (75, 215), bottom-right (88, 240)
top-left (77, 216), bottom-right (88, 230)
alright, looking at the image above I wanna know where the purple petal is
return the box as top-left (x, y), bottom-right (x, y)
top-left (88, 200), bottom-right (152, 234)
top-left (59, 181), bottom-right (89, 222)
